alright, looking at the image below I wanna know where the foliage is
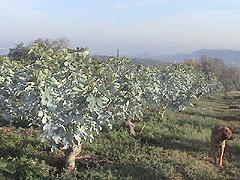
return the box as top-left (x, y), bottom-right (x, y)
top-left (0, 93), bottom-right (240, 179)
top-left (32, 37), bottom-right (70, 54)
top-left (185, 55), bottom-right (240, 92)
top-left (144, 64), bottom-right (223, 117)
top-left (21, 44), bottom-right (113, 151)
top-left (7, 37), bottom-right (70, 66)
top-left (8, 42), bottom-right (30, 62)
top-left (0, 56), bottom-right (24, 121)
top-left (0, 158), bottom-right (16, 179)
top-left (103, 57), bottom-right (146, 122)
top-left (0, 43), bottom-right (224, 170)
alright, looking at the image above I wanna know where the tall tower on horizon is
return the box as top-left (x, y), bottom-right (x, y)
top-left (117, 49), bottom-right (119, 59)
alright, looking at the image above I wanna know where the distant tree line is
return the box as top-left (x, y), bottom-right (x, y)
top-left (130, 58), bottom-right (171, 67)
top-left (7, 37), bottom-right (70, 64)
top-left (184, 56), bottom-right (240, 92)
top-left (192, 49), bottom-right (240, 66)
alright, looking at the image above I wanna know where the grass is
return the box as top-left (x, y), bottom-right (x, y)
top-left (0, 92), bottom-right (240, 179)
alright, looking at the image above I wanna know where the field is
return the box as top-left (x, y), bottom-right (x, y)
top-left (0, 92), bottom-right (240, 180)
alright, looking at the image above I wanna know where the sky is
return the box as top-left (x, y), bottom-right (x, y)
top-left (1, 0), bottom-right (240, 56)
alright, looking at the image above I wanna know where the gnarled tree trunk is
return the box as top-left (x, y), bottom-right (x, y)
top-left (125, 114), bottom-right (144, 137)
top-left (125, 120), bottom-right (136, 136)
top-left (64, 143), bottom-right (82, 170)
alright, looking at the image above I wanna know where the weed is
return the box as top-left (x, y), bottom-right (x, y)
top-left (0, 93), bottom-right (240, 179)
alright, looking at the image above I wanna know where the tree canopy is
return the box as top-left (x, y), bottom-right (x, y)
top-left (1, 39), bottom-right (224, 170)
top-left (184, 55), bottom-right (240, 92)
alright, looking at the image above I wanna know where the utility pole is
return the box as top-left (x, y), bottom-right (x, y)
top-left (117, 49), bottom-right (119, 59)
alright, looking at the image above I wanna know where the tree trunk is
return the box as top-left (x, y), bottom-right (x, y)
top-left (125, 120), bottom-right (136, 137)
top-left (159, 111), bottom-right (165, 118)
top-left (64, 143), bottom-right (82, 170)
top-left (125, 115), bottom-right (144, 137)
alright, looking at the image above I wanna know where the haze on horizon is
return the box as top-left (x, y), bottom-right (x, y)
top-left (1, 0), bottom-right (240, 56)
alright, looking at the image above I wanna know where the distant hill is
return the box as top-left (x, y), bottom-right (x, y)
top-left (152, 49), bottom-right (240, 68)
top-left (99, 49), bottom-right (240, 68)
top-left (192, 49), bottom-right (240, 67)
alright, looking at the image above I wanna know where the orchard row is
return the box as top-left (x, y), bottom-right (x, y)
top-left (0, 43), bottom-right (223, 169)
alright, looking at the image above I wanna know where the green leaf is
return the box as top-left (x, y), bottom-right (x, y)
top-left (0, 159), bottom-right (16, 174)
top-left (3, 164), bottom-right (16, 174)
top-left (0, 159), bottom-right (8, 168)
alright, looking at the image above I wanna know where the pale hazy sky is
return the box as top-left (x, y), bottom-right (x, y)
top-left (1, 0), bottom-right (240, 56)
